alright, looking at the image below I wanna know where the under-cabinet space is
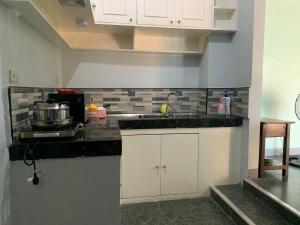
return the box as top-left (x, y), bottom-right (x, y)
top-left (60, 30), bottom-right (134, 50)
top-left (134, 27), bottom-right (208, 54)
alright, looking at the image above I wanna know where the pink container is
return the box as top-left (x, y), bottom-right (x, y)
top-left (88, 110), bottom-right (106, 119)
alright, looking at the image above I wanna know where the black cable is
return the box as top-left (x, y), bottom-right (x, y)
top-left (23, 144), bottom-right (34, 166)
top-left (23, 144), bottom-right (39, 185)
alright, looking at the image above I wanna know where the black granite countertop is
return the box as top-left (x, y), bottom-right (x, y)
top-left (9, 124), bottom-right (122, 161)
top-left (118, 114), bottom-right (243, 130)
top-left (9, 114), bottom-right (243, 161)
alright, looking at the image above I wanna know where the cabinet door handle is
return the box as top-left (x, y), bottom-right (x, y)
top-left (170, 21), bottom-right (174, 24)
top-left (154, 166), bottom-right (160, 169)
top-left (178, 20), bottom-right (181, 24)
top-left (129, 18), bottom-right (133, 22)
top-left (162, 165), bottom-right (167, 169)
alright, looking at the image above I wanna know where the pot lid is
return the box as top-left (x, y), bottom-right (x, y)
top-left (33, 100), bottom-right (70, 110)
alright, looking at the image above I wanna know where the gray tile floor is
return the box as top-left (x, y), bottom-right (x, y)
top-left (251, 166), bottom-right (300, 212)
top-left (121, 197), bottom-right (235, 225)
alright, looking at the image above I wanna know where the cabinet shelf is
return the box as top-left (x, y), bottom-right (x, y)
top-left (213, 0), bottom-right (237, 31)
top-left (133, 27), bottom-right (208, 54)
top-left (214, 7), bottom-right (236, 14)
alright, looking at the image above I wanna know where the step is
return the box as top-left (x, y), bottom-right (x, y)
top-left (244, 179), bottom-right (300, 224)
top-left (211, 183), bottom-right (295, 225)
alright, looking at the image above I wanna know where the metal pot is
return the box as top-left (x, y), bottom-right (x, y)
top-left (31, 100), bottom-right (72, 128)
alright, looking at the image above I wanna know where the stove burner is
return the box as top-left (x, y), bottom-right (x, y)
top-left (20, 123), bottom-right (82, 139)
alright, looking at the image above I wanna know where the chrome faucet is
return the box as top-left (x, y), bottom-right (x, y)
top-left (165, 91), bottom-right (179, 115)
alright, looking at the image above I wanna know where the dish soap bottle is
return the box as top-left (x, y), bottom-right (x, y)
top-left (223, 90), bottom-right (231, 116)
top-left (217, 98), bottom-right (226, 115)
top-left (217, 90), bottom-right (231, 116)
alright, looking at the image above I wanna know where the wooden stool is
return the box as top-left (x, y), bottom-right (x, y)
top-left (258, 118), bottom-right (294, 178)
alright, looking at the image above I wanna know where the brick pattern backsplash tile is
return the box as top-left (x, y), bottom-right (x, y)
top-left (8, 87), bottom-right (249, 140)
top-left (207, 88), bottom-right (249, 117)
top-left (9, 87), bottom-right (54, 140)
top-left (82, 88), bottom-right (207, 114)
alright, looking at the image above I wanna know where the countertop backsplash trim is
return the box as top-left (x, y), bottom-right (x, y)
top-left (8, 87), bottom-right (249, 140)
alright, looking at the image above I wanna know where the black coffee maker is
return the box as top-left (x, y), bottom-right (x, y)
top-left (48, 93), bottom-right (86, 123)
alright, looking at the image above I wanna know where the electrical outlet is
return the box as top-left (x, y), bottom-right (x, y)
top-left (9, 69), bottom-right (19, 84)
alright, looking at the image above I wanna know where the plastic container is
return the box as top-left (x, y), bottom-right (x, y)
top-left (217, 99), bottom-right (226, 115)
top-left (217, 91), bottom-right (231, 116)
top-left (86, 104), bottom-right (107, 123)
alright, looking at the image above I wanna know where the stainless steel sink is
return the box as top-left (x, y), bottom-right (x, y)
top-left (138, 114), bottom-right (168, 119)
top-left (108, 113), bottom-right (203, 120)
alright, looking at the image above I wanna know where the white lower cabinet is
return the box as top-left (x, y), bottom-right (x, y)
top-left (121, 135), bottom-right (161, 198)
top-left (161, 134), bottom-right (198, 195)
top-left (121, 133), bottom-right (199, 199)
top-left (121, 128), bottom-right (242, 202)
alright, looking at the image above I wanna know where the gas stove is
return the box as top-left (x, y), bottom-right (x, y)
top-left (20, 123), bottom-right (82, 139)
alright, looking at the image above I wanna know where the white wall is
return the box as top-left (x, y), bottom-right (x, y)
top-left (0, 2), bottom-right (62, 224)
top-left (0, 47), bottom-right (10, 225)
top-left (199, 0), bottom-right (254, 88)
top-left (62, 51), bottom-right (201, 88)
top-left (0, 3), bottom-right (61, 87)
top-left (10, 157), bottom-right (120, 225)
top-left (262, 0), bottom-right (300, 155)
top-left (247, 0), bottom-right (266, 171)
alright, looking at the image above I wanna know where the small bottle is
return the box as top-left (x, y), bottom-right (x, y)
top-left (223, 90), bottom-right (231, 116)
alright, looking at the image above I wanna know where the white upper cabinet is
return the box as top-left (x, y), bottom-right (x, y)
top-left (175, 0), bottom-right (213, 28)
top-left (137, 0), bottom-right (175, 26)
top-left (137, 0), bottom-right (213, 28)
top-left (90, 0), bottom-right (136, 25)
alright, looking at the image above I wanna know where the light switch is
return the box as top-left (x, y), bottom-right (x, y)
top-left (9, 69), bottom-right (19, 84)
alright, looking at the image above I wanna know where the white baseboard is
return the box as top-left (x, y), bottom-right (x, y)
top-left (265, 148), bottom-right (300, 157)
top-left (121, 193), bottom-right (204, 204)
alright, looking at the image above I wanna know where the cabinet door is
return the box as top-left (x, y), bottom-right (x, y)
top-left (198, 128), bottom-right (242, 196)
top-left (91, 0), bottom-right (136, 25)
top-left (175, 0), bottom-right (213, 28)
top-left (161, 134), bottom-right (199, 195)
top-left (137, 0), bottom-right (175, 26)
top-left (121, 135), bottom-right (161, 198)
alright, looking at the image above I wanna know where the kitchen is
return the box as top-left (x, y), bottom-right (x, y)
top-left (0, 0), bottom-right (278, 225)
